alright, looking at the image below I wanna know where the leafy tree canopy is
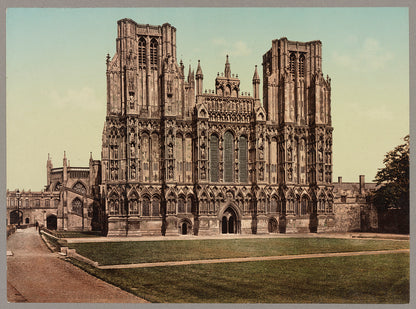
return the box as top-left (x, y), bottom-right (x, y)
top-left (373, 135), bottom-right (409, 213)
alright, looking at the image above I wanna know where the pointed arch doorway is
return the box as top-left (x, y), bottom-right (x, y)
top-left (221, 206), bottom-right (239, 234)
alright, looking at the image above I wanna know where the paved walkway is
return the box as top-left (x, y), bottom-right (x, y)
top-left (7, 227), bottom-right (148, 303)
top-left (97, 248), bottom-right (410, 269)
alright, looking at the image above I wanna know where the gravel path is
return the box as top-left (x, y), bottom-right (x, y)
top-left (97, 248), bottom-right (410, 269)
top-left (7, 227), bottom-right (149, 303)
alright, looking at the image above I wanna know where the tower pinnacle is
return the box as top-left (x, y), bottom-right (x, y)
top-left (224, 55), bottom-right (231, 78)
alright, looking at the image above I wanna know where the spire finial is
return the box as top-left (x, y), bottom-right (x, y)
top-left (196, 59), bottom-right (203, 77)
top-left (224, 55), bottom-right (231, 78)
top-left (253, 64), bottom-right (260, 81)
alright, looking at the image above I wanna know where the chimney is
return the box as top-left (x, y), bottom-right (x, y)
top-left (338, 176), bottom-right (342, 184)
top-left (359, 175), bottom-right (365, 194)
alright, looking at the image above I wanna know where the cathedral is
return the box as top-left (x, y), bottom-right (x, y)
top-left (7, 18), bottom-right (379, 236)
top-left (101, 18), bottom-right (334, 236)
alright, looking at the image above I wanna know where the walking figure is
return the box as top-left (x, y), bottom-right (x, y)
top-left (35, 221), bottom-right (38, 230)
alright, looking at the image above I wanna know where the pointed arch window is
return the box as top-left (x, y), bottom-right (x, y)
top-left (178, 196), bottom-right (186, 214)
top-left (150, 38), bottom-right (158, 67)
top-left (239, 135), bottom-right (248, 183)
top-left (73, 182), bottom-right (87, 195)
top-left (138, 37), bottom-right (146, 67)
top-left (142, 196), bottom-right (150, 216)
top-left (152, 196), bottom-right (160, 217)
top-left (224, 131), bottom-right (234, 182)
top-left (210, 134), bottom-right (219, 182)
top-left (129, 194), bottom-right (139, 215)
top-left (299, 54), bottom-right (305, 78)
top-left (301, 196), bottom-right (309, 215)
top-left (71, 198), bottom-right (83, 216)
top-left (289, 53), bottom-right (296, 76)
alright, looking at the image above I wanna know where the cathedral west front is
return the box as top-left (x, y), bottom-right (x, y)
top-left (101, 18), bottom-right (335, 236)
top-left (9, 18), bottom-right (378, 236)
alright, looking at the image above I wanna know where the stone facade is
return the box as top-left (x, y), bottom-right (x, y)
top-left (101, 19), bottom-right (334, 236)
top-left (6, 19), bottom-right (379, 236)
top-left (6, 152), bottom-right (101, 231)
top-left (333, 176), bottom-right (378, 232)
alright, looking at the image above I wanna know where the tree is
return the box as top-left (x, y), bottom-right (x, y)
top-left (372, 135), bottom-right (409, 233)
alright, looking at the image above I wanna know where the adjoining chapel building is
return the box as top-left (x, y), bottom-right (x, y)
top-left (6, 18), bottom-right (378, 235)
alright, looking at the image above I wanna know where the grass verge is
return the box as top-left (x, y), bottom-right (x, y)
top-left (68, 238), bottom-right (409, 265)
top-left (68, 253), bottom-right (409, 303)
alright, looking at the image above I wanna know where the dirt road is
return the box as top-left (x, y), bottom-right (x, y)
top-left (7, 227), bottom-right (148, 303)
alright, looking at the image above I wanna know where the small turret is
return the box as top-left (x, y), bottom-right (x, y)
top-left (195, 60), bottom-right (203, 95)
top-left (224, 55), bottom-right (231, 78)
top-left (63, 151), bottom-right (68, 183)
top-left (252, 65), bottom-right (260, 100)
top-left (46, 153), bottom-right (53, 188)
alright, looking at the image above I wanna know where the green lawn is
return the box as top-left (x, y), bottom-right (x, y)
top-left (68, 238), bottom-right (409, 265)
top-left (52, 230), bottom-right (103, 238)
top-left (69, 253), bottom-right (409, 303)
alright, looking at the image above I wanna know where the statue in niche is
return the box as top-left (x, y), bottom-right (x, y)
top-left (131, 166), bottom-right (136, 179)
top-left (201, 163), bottom-right (206, 179)
top-left (168, 144), bottom-right (173, 158)
top-left (168, 166), bottom-right (173, 179)
top-left (130, 143), bottom-right (135, 156)
top-left (130, 131), bottom-right (134, 142)
top-left (201, 147), bottom-right (206, 159)
top-left (259, 148), bottom-right (264, 160)
top-left (287, 147), bottom-right (292, 161)
top-left (259, 166), bottom-right (264, 180)
top-left (288, 169), bottom-right (292, 181)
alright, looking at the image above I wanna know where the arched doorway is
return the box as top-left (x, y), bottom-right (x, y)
top-left (46, 215), bottom-right (57, 230)
top-left (9, 210), bottom-right (21, 225)
top-left (181, 222), bottom-right (187, 235)
top-left (25, 218), bottom-right (29, 224)
top-left (268, 218), bottom-right (278, 233)
top-left (179, 219), bottom-right (192, 235)
top-left (221, 207), bottom-right (239, 234)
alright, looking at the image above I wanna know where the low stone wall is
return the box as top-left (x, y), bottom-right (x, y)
top-left (333, 202), bottom-right (378, 232)
top-left (7, 225), bottom-right (17, 238)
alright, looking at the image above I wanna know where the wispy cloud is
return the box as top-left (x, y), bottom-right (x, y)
top-left (212, 37), bottom-right (252, 56)
top-left (332, 38), bottom-right (393, 72)
top-left (47, 87), bottom-right (102, 111)
top-left (348, 102), bottom-right (394, 121)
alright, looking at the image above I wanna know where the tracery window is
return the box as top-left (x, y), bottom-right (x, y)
top-left (210, 134), bottom-right (219, 182)
top-left (54, 182), bottom-right (62, 191)
top-left (178, 197), bottom-right (185, 214)
top-left (71, 198), bottom-right (83, 216)
top-left (239, 135), bottom-right (248, 183)
top-left (150, 38), bottom-right (158, 67)
top-left (73, 182), bottom-right (87, 195)
top-left (138, 37), bottom-right (146, 67)
top-left (129, 196), bottom-right (139, 215)
top-left (224, 131), bottom-right (234, 182)
top-left (152, 197), bottom-right (160, 216)
top-left (301, 196), bottom-right (308, 215)
top-left (271, 197), bottom-right (278, 213)
top-left (142, 197), bottom-right (150, 216)
top-left (186, 196), bottom-right (193, 213)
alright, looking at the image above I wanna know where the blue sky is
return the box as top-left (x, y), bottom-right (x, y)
top-left (6, 7), bottom-right (409, 190)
